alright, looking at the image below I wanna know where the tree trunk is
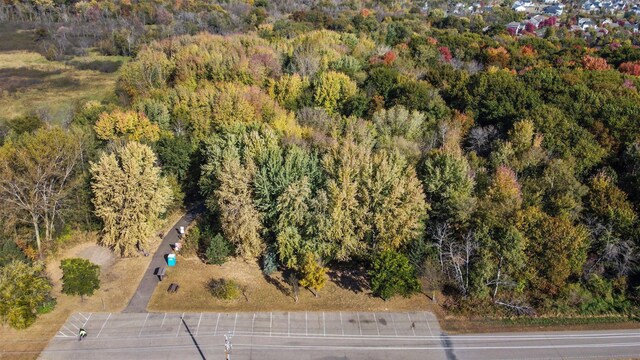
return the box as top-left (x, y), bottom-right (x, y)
top-left (493, 257), bottom-right (503, 299)
top-left (32, 215), bottom-right (43, 260)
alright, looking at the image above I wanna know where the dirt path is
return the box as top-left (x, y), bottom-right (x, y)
top-left (123, 204), bottom-right (204, 313)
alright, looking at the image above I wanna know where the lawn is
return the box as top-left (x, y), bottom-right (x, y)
top-left (0, 24), bottom-right (124, 124)
top-left (147, 255), bottom-right (439, 313)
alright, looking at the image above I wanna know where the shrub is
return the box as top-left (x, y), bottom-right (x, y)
top-left (181, 225), bottom-right (201, 256)
top-left (37, 298), bottom-right (57, 315)
top-left (369, 250), bottom-right (421, 300)
top-left (262, 247), bottom-right (278, 275)
top-left (205, 233), bottom-right (232, 265)
top-left (208, 278), bottom-right (241, 300)
top-left (0, 239), bottom-right (28, 267)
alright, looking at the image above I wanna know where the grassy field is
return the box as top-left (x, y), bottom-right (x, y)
top-left (0, 25), bottom-right (124, 124)
top-left (148, 255), bottom-right (438, 313)
top-left (0, 211), bottom-right (184, 360)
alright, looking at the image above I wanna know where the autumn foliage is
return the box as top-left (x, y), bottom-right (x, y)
top-left (582, 55), bottom-right (611, 70)
top-left (619, 61), bottom-right (640, 76)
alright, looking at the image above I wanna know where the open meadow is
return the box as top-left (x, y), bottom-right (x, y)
top-left (0, 24), bottom-right (123, 124)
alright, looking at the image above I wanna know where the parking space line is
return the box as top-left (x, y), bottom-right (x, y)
top-left (138, 313), bottom-right (150, 337)
top-left (82, 313), bottom-right (92, 328)
top-left (288, 312), bottom-right (290, 337)
top-left (161, 313), bottom-right (167, 328)
top-left (252, 313), bottom-right (256, 333)
top-left (57, 331), bottom-right (68, 337)
top-left (78, 313), bottom-right (88, 321)
top-left (357, 312), bottom-right (362, 336)
top-left (340, 312), bottom-right (344, 336)
top-left (373, 313), bottom-right (380, 335)
top-left (323, 312), bottom-right (326, 336)
top-left (96, 313), bottom-right (111, 338)
top-left (68, 321), bottom-right (80, 330)
top-left (176, 313), bottom-right (184, 336)
top-left (233, 313), bottom-right (238, 334)
top-left (423, 312), bottom-right (433, 337)
top-left (62, 325), bottom-right (75, 335)
top-left (196, 313), bottom-right (203, 336)
top-left (269, 312), bottom-right (272, 336)
top-left (214, 313), bottom-right (220, 335)
top-left (305, 312), bottom-right (308, 336)
top-left (408, 313), bottom-right (415, 336)
top-left (391, 313), bottom-right (398, 336)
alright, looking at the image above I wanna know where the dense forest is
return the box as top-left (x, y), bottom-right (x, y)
top-left (2, 0), bottom-right (640, 328)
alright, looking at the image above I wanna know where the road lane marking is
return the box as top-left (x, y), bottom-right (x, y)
top-left (339, 312), bottom-right (344, 336)
top-left (161, 313), bottom-right (166, 328)
top-left (269, 312), bottom-right (272, 336)
top-left (96, 313), bottom-right (111, 338)
top-left (357, 312), bottom-right (362, 335)
top-left (214, 313), bottom-right (220, 335)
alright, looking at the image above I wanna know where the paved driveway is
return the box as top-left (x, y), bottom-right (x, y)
top-left (123, 205), bottom-right (203, 313)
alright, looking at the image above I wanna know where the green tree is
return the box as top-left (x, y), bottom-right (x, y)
top-left (205, 233), bottom-right (232, 265)
top-left (60, 258), bottom-right (100, 300)
top-left (214, 150), bottom-right (264, 259)
top-left (369, 250), bottom-right (421, 300)
top-left (366, 151), bottom-right (428, 251)
top-left (90, 142), bottom-right (172, 257)
top-left (321, 138), bottom-right (370, 260)
top-left (0, 261), bottom-right (53, 329)
top-left (421, 150), bottom-right (475, 223)
top-left (298, 252), bottom-right (328, 297)
top-left (518, 207), bottom-right (588, 296)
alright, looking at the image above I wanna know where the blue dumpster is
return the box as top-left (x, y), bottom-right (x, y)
top-left (167, 253), bottom-right (176, 267)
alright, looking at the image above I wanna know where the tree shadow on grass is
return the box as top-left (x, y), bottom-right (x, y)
top-left (327, 265), bottom-right (369, 294)
top-left (263, 273), bottom-right (290, 297)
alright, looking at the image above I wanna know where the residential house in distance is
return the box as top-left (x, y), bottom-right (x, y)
top-left (543, 4), bottom-right (564, 15)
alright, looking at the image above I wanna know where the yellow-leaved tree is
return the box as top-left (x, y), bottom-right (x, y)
top-left (94, 109), bottom-right (160, 143)
top-left (90, 142), bottom-right (172, 257)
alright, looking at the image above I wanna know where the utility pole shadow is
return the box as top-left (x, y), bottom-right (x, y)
top-left (181, 317), bottom-right (206, 360)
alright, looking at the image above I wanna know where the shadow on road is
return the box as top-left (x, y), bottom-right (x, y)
top-left (181, 316), bottom-right (206, 360)
top-left (440, 332), bottom-right (458, 360)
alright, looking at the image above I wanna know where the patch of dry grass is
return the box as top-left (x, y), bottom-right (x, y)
top-left (148, 256), bottom-right (438, 313)
top-left (0, 210), bottom-right (184, 360)
top-left (0, 50), bottom-right (124, 123)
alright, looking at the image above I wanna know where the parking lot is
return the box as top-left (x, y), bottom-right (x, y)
top-left (41, 311), bottom-right (447, 360)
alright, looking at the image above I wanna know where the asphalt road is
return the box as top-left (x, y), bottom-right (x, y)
top-left (447, 330), bottom-right (640, 359)
top-left (39, 312), bottom-right (640, 360)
